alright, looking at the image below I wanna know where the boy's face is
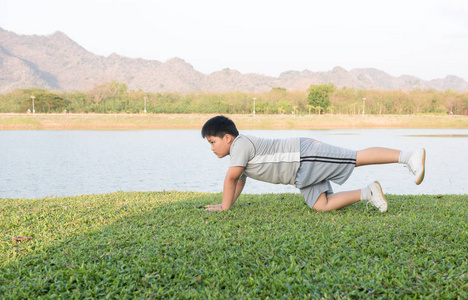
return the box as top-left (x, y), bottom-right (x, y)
top-left (206, 134), bottom-right (233, 158)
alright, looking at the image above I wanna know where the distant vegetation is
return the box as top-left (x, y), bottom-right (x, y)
top-left (1, 81), bottom-right (467, 115)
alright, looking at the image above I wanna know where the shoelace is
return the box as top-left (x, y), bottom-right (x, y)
top-left (366, 199), bottom-right (379, 211)
top-left (403, 164), bottom-right (416, 175)
top-left (366, 196), bottom-right (385, 211)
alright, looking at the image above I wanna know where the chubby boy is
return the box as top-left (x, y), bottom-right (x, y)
top-left (201, 115), bottom-right (425, 212)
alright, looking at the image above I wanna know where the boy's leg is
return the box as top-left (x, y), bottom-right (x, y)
top-left (356, 147), bottom-right (426, 185)
top-left (312, 190), bottom-right (360, 211)
top-left (313, 181), bottom-right (387, 212)
top-left (355, 147), bottom-right (400, 166)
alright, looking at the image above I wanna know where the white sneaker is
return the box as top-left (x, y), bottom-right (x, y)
top-left (407, 148), bottom-right (426, 185)
top-left (368, 181), bottom-right (387, 212)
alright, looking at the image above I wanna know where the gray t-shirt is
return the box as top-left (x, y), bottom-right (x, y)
top-left (229, 135), bottom-right (301, 185)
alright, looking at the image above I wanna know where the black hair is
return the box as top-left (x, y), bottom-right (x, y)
top-left (201, 115), bottom-right (239, 138)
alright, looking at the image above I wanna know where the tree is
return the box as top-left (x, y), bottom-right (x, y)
top-left (90, 81), bottom-right (128, 103)
top-left (307, 84), bottom-right (336, 114)
top-left (20, 92), bottom-right (67, 113)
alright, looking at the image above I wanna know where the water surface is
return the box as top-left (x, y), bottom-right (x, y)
top-left (1, 129), bottom-right (467, 199)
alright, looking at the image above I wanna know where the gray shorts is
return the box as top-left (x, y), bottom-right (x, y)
top-left (295, 138), bottom-right (357, 208)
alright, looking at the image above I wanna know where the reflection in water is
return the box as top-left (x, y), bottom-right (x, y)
top-left (1, 129), bottom-right (467, 199)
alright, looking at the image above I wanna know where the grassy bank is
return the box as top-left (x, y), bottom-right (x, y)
top-left (1, 113), bottom-right (468, 130)
top-left (1, 192), bottom-right (467, 298)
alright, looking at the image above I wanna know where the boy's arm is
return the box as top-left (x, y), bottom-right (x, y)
top-left (233, 178), bottom-right (246, 203)
top-left (206, 166), bottom-right (245, 211)
top-left (205, 178), bottom-right (245, 211)
top-left (221, 166), bottom-right (245, 210)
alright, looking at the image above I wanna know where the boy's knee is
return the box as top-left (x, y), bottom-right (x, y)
top-left (312, 202), bottom-right (323, 211)
top-left (312, 193), bottom-right (328, 211)
top-left (313, 205), bottom-right (332, 212)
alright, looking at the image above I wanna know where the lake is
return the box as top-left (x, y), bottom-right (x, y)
top-left (1, 129), bottom-right (467, 199)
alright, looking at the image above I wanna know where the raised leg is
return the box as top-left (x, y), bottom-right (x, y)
top-left (355, 147), bottom-right (400, 167)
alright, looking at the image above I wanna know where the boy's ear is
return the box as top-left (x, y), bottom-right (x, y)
top-left (223, 134), bottom-right (234, 143)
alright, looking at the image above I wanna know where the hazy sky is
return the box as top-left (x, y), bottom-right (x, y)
top-left (1, 0), bottom-right (467, 80)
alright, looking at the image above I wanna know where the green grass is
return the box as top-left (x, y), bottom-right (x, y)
top-left (1, 192), bottom-right (467, 299)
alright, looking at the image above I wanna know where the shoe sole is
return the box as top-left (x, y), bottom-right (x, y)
top-left (374, 181), bottom-right (388, 212)
top-left (415, 149), bottom-right (426, 185)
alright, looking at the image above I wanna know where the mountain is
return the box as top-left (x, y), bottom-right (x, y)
top-left (1, 28), bottom-right (467, 93)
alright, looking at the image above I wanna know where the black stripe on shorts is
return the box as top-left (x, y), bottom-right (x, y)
top-left (300, 155), bottom-right (356, 164)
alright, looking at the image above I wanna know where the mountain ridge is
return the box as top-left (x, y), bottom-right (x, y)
top-left (1, 27), bottom-right (467, 93)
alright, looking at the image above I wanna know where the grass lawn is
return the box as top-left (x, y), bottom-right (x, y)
top-left (1, 192), bottom-right (467, 299)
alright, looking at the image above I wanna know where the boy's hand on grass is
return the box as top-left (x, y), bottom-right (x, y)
top-left (205, 204), bottom-right (223, 211)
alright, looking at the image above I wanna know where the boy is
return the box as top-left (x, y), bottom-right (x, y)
top-left (201, 115), bottom-right (425, 212)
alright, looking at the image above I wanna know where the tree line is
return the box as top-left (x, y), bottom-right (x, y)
top-left (1, 81), bottom-right (467, 115)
